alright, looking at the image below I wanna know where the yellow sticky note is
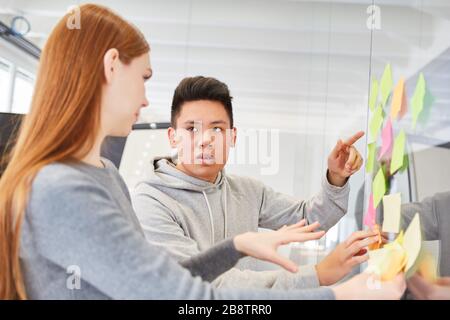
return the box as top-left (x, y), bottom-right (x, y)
top-left (418, 250), bottom-right (438, 283)
top-left (403, 213), bottom-right (422, 277)
top-left (366, 243), bottom-right (406, 281)
top-left (369, 78), bottom-right (379, 111)
top-left (372, 168), bottom-right (386, 208)
top-left (390, 77), bottom-right (407, 120)
top-left (390, 130), bottom-right (406, 174)
top-left (382, 193), bottom-right (402, 233)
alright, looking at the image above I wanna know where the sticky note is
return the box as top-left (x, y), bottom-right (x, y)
top-left (411, 73), bottom-right (426, 129)
top-left (366, 243), bottom-right (406, 281)
top-left (384, 230), bottom-right (404, 250)
top-left (365, 215), bottom-right (432, 281)
top-left (390, 77), bottom-right (407, 120)
top-left (364, 194), bottom-right (376, 227)
top-left (378, 118), bottom-right (393, 161)
top-left (368, 224), bottom-right (382, 251)
top-left (380, 63), bottom-right (393, 107)
top-left (417, 88), bottom-right (435, 127)
top-left (366, 142), bottom-right (376, 173)
top-left (399, 154), bottom-right (409, 173)
top-left (372, 168), bottom-right (386, 208)
top-left (420, 241), bottom-right (440, 282)
top-left (370, 104), bottom-right (384, 141)
top-left (390, 130), bottom-right (406, 174)
top-left (418, 250), bottom-right (438, 282)
top-left (382, 193), bottom-right (401, 233)
top-left (403, 213), bottom-right (422, 277)
top-left (369, 78), bottom-right (379, 111)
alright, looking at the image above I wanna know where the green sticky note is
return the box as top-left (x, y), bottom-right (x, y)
top-left (380, 64), bottom-right (393, 107)
top-left (369, 78), bottom-right (379, 111)
top-left (417, 88), bottom-right (435, 127)
top-left (390, 130), bottom-right (406, 174)
top-left (370, 104), bottom-right (384, 141)
top-left (411, 73), bottom-right (426, 129)
top-left (372, 167), bottom-right (386, 208)
top-left (366, 142), bottom-right (376, 173)
top-left (399, 154), bottom-right (409, 173)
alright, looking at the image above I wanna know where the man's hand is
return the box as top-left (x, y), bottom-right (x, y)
top-left (315, 230), bottom-right (378, 286)
top-left (327, 131), bottom-right (365, 186)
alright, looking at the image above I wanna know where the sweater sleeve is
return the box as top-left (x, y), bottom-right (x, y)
top-left (27, 168), bottom-right (335, 300)
top-left (258, 170), bottom-right (350, 232)
top-left (179, 239), bottom-right (245, 282)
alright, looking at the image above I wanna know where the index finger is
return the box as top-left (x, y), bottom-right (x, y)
top-left (344, 229), bottom-right (377, 247)
top-left (343, 131), bottom-right (365, 146)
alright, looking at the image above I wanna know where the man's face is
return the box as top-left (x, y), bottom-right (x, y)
top-left (168, 100), bottom-right (236, 182)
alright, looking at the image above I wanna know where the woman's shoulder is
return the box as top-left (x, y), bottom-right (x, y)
top-left (31, 161), bottom-right (112, 202)
top-left (34, 161), bottom-right (93, 187)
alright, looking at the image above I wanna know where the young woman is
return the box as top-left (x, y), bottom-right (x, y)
top-left (0, 4), bottom-right (405, 300)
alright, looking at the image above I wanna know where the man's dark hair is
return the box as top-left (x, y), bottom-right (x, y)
top-left (170, 76), bottom-right (234, 127)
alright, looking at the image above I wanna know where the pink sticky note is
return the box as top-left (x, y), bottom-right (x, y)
top-left (378, 118), bottom-right (393, 161)
top-left (364, 194), bottom-right (376, 227)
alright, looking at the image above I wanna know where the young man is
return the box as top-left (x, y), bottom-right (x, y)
top-left (133, 76), bottom-right (370, 289)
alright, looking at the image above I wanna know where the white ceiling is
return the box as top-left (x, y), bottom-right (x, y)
top-left (1, 0), bottom-right (449, 142)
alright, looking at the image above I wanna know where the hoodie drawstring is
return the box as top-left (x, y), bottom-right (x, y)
top-left (202, 177), bottom-right (229, 246)
top-left (202, 190), bottom-right (215, 245)
top-left (223, 177), bottom-right (228, 238)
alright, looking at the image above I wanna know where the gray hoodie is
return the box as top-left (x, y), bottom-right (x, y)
top-left (132, 157), bottom-right (351, 289)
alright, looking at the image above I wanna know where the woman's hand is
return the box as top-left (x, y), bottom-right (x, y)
top-left (316, 230), bottom-right (379, 286)
top-left (333, 272), bottom-right (406, 300)
top-left (233, 219), bottom-right (325, 273)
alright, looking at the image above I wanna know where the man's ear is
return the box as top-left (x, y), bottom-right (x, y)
top-left (103, 48), bottom-right (120, 84)
top-left (231, 127), bottom-right (237, 147)
top-left (168, 127), bottom-right (178, 148)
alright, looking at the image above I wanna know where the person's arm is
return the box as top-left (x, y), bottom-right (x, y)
top-left (257, 174), bottom-right (350, 232)
top-left (29, 171), bottom-right (335, 299)
top-left (212, 264), bottom-right (321, 289)
top-left (257, 132), bottom-right (366, 231)
top-left (179, 239), bottom-right (244, 282)
top-left (133, 190), bottom-right (325, 289)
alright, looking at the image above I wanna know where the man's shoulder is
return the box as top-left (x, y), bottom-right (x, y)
top-left (224, 173), bottom-right (266, 192)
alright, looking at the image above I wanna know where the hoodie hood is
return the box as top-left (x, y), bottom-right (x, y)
top-left (145, 156), bottom-right (226, 192)
top-left (140, 156), bottom-right (229, 245)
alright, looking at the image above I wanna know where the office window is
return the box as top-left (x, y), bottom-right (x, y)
top-left (0, 59), bottom-right (11, 112)
top-left (12, 68), bottom-right (34, 114)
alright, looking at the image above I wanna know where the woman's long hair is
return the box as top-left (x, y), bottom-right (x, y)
top-left (0, 3), bottom-right (149, 299)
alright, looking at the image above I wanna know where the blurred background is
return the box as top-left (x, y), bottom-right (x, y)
top-left (1, 0), bottom-right (449, 274)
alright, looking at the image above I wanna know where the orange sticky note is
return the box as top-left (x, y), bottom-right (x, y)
top-left (390, 77), bottom-right (408, 120)
top-left (368, 224), bottom-right (383, 251)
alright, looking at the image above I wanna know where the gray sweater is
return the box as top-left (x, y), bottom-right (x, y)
top-left (401, 191), bottom-right (450, 277)
top-left (133, 157), bottom-right (350, 289)
top-left (20, 158), bottom-right (334, 299)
